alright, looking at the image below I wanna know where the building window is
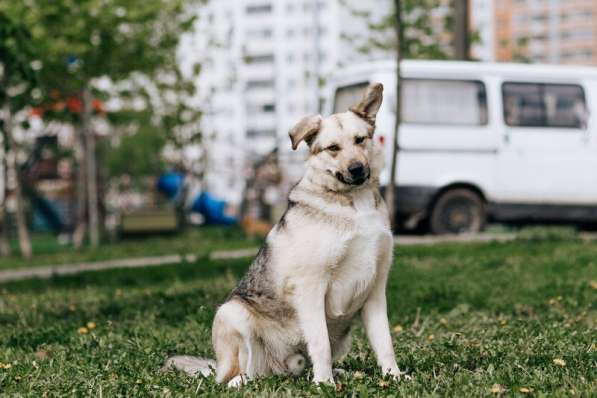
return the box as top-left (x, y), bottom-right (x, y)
top-left (401, 79), bottom-right (488, 125)
top-left (502, 82), bottom-right (587, 128)
top-left (247, 129), bottom-right (275, 137)
top-left (247, 103), bottom-right (275, 113)
top-left (563, 30), bottom-right (593, 40)
top-left (246, 80), bottom-right (274, 89)
top-left (246, 4), bottom-right (272, 14)
top-left (247, 54), bottom-right (274, 64)
top-left (247, 28), bottom-right (273, 39)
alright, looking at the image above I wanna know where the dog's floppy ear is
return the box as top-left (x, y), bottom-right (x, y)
top-left (289, 115), bottom-right (322, 150)
top-left (349, 82), bottom-right (383, 126)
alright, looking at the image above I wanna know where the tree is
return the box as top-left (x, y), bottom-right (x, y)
top-left (0, 12), bottom-right (38, 259)
top-left (3, 0), bottom-right (203, 248)
top-left (341, 0), bottom-right (454, 60)
top-left (104, 65), bottom-right (203, 179)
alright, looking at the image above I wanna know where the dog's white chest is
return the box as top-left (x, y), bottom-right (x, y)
top-left (325, 190), bottom-right (391, 320)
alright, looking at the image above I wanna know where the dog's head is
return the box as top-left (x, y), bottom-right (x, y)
top-left (289, 82), bottom-right (384, 192)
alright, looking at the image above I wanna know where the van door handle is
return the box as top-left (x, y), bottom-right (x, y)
top-left (503, 132), bottom-right (510, 145)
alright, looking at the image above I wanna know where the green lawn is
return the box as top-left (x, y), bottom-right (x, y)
top-left (0, 227), bottom-right (258, 270)
top-left (0, 238), bottom-right (595, 396)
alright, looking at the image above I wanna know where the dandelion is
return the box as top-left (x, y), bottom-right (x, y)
top-left (392, 324), bottom-right (403, 333)
top-left (490, 384), bottom-right (506, 394)
top-left (0, 363), bottom-right (12, 370)
top-left (78, 327), bottom-right (89, 334)
top-left (378, 379), bottom-right (390, 388)
top-left (86, 322), bottom-right (97, 330)
top-left (552, 358), bottom-right (566, 367)
top-left (590, 280), bottom-right (597, 290)
top-left (353, 371), bottom-right (365, 380)
top-left (519, 387), bottom-right (533, 393)
top-left (427, 334), bottom-right (435, 341)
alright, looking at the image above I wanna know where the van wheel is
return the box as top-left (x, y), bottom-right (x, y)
top-left (429, 189), bottom-right (486, 235)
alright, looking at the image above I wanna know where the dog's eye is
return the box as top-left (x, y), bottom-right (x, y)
top-left (326, 144), bottom-right (341, 152)
top-left (355, 136), bottom-right (366, 145)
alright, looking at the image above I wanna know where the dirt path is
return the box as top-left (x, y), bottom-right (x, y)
top-left (1, 232), bottom-right (595, 283)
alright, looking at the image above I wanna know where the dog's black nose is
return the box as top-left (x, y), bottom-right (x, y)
top-left (348, 162), bottom-right (365, 178)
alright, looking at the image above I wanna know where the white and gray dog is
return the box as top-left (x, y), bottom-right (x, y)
top-left (164, 82), bottom-right (406, 387)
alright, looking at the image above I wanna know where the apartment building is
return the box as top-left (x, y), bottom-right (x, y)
top-left (472, 0), bottom-right (597, 65)
top-left (181, 0), bottom-right (386, 203)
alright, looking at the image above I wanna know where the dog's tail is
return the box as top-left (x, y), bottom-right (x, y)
top-left (161, 355), bottom-right (216, 377)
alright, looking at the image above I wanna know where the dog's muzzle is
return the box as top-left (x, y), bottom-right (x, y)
top-left (336, 162), bottom-right (370, 186)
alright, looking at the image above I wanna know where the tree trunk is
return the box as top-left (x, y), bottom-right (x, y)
top-left (0, 204), bottom-right (10, 257)
top-left (83, 87), bottom-right (99, 247)
top-left (73, 102), bottom-right (87, 249)
top-left (0, 191), bottom-right (11, 257)
top-left (0, 139), bottom-right (10, 256)
top-left (454, 0), bottom-right (470, 60)
top-left (2, 103), bottom-right (32, 259)
top-left (385, 0), bottom-right (403, 230)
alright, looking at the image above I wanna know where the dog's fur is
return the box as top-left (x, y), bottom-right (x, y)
top-left (164, 83), bottom-right (404, 387)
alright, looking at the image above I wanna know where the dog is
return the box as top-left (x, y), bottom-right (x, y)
top-left (164, 82), bottom-right (406, 387)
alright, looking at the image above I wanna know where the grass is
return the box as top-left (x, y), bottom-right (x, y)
top-left (0, 227), bottom-right (258, 271)
top-left (0, 237), bottom-right (595, 396)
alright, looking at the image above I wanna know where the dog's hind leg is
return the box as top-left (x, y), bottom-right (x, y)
top-left (332, 331), bottom-right (352, 363)
top-left (245, 336), bottom-right (268, 378)
top-left (212, 302), bottom-right (245, 384)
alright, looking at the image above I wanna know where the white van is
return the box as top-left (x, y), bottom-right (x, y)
top-left (328, 60), bottom-right (597, 234)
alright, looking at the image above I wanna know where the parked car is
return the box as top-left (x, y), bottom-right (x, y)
top-left (328, 60), bottom-right (597, 234)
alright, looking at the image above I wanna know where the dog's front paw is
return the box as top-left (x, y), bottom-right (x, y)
top-left (312, 374), bottom-right (335, 385)
top-left (227, 374), bottom-right (248, 388)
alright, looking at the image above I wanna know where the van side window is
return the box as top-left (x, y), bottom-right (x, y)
top-left (502, 82), bottom-right (587, 129)
top-left (402, 79), bottom-right (488, 126)
top-left (334, 82), bottom-right (369, 113)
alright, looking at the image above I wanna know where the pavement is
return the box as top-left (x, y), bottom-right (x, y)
top-left (1, 232), bottom-right (595, 283)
